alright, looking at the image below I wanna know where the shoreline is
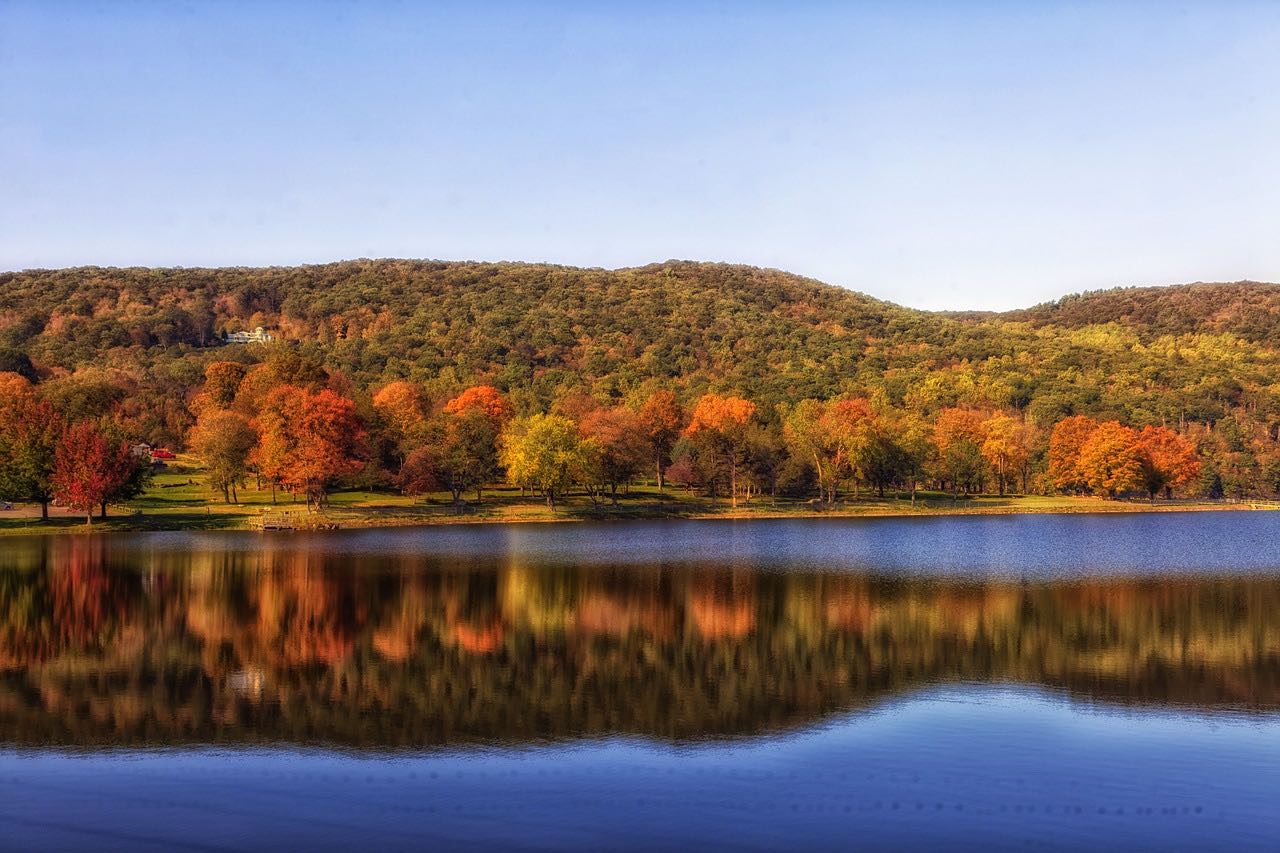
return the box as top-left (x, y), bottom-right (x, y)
top-left (0, 495), bottom-right (1272, 537)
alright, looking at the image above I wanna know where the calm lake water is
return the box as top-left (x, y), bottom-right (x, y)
top-left (1, 511), bottom-right (1278, 850)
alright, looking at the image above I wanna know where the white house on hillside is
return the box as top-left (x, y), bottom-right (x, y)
top-left (226, 327), bottom-right (274, 344)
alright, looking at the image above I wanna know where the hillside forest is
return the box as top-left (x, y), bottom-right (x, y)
top-left (1, 259), bottom-right (1278, 517)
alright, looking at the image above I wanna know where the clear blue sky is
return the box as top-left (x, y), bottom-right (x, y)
top-left (2, 1), bottom-right (1277, 310)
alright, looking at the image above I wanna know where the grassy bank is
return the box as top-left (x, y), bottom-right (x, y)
top-left (0, 456), bottom-right (1270, 536)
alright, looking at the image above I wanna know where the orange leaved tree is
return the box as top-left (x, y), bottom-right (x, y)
top-left (254, 386), bottom-right (365, 510)
top-left (372, 380), bottom-right (427, 459)
top-left (444, 385), bottom-right (513, 429)
top-left (1137, 425), bottom-right (1200, 500)
top-left (684, 394), bottom-right (756, 507)
top-left (638, 390), bottom-right (685, 490)
top-left (932, 408), bottom-right (986, 497)
top-left (1048, 415), bottom-right (1100, 494)
top-left (1077, 421), bottom-right (1143, 498)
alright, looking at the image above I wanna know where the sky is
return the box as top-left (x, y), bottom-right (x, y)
top-left (2, 1), bottom-right (1278, 310)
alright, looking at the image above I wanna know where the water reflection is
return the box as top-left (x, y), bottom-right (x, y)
top-left (0, 534), bottom-right (1278, 748)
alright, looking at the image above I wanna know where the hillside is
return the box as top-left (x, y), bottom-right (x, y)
top-left (2, 259), bottom-right (1279, 452)
top-left (1007, 281), bottom-right (1280, 341)
top-left (0, 260), bottom-right (936, 403)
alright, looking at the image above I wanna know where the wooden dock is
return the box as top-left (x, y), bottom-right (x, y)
top-left (257, 511), bottom-right (339, 531)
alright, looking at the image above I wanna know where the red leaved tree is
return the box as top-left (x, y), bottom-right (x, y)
top-left (52, 421), bottom-right (134, 524)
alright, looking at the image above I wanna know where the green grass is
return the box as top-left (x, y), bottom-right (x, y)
top-left (0, 455), bottom-right (1261, 536)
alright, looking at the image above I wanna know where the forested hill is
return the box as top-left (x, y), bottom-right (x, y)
top-left (2, 259), bottom-right (1280, 442)
top-left (1008, 281), bottom-right (1280, 341)
top-left (0, 260), bottom-right (925, 400)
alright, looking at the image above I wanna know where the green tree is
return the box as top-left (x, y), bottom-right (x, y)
top-left (500, 414), bottom-right (593, 509)
top-left (189, 409), bottom-right (257, 503)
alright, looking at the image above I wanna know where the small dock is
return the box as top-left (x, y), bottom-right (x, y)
top-left (258, 512), bottom-right (296, 530)
top-left (257, 511), bottom-right (339, 531)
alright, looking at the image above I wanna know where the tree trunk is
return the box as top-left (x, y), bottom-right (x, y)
top-left (656, 460), bottom-right (664, 491)
top-left (100, 500), bottom-right (108, 520)
top-left (40, 501), bottom-right (49, 520)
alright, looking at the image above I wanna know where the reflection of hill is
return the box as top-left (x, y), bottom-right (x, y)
top-left (0, 537), bottom-right (1277, 747)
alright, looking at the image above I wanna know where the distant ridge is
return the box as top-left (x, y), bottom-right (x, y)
top-left (2, 259), bottom-right (1279, 412)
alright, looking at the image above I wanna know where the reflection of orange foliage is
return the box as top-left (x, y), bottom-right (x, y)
top-left (576, 593), bottom-right (674, 640)
top-left (687, 583), bottom-right (755, 640)
top-left (452, 621), bottom-right (504, 653)
top-left (6, 538), bottom-right (1280, 747)
top-left (824, 595), bottom-right (873, 631)
top-left (373, 628), bottom-right (414, 661)
top-left (253, 561), bottom-right (364, 666)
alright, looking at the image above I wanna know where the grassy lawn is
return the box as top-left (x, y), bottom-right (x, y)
top-left (0, 455), bottom-right (1262, 536)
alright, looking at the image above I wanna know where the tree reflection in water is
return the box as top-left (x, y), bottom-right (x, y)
top-left (0, 535), bottom-right (1277, 747)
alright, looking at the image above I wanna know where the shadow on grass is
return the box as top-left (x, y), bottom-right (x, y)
top-left (0, 512), bottom-right (249, 534)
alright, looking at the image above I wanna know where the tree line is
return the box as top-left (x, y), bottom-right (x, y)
top-left (0, 345), bottom-right (1219, 519)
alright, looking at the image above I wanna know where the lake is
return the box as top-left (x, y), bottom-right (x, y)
top-left (1, 512), bottom-right (1278, 850)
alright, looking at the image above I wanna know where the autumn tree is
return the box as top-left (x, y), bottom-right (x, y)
top-left (52, 422), bottom-right (135, 524)
top-left (783, 398), bottom-right (882, 502)
top-left (1078, 421), bottom-right (1144, 497)
top-left (1137, 425), bottom-right (1200, 500)
top-left (638, 390), bottom-right (685, 490)
top-left (444, 385), bottom-right (513, 429)
top-left (253, 386), bottom-right (365, 510)
top-left (783, 400), bottom-right (836, 502)
top-left (372, 380), bottom-right (428, 459)
top-left (981, 413), bottom-right (1030, 496)
top-left (189, 408), bottom-right (257, 503)
top-left (579, 406), bottom-right (650, 505)
top-left (0, 378), bottom-right (64, 519)
top-left (201, 361), bottom-right (248, 409)
top-left (683, 394), bottom-right (757, 507)
top-left (743, 422), bottom-right (788, 499)
top-left (0, 371), bottom-right (33, 401)
top-left (823, 398), bottom-right (879, 499)
top-left (665, 449), bottom-right (704, 494)
top-left (862, 427), bottom-right (905, 499)
top-left (933, 408), bottom-right (987, 496)
top-left (1048, 415), bottom-right (1100, 494)
top-left (400, 410), bottom-right (501, 506)
top-left (398, 446), bottom-right (444, 500)
top-left (499, 414), bottom-right (592, 509)
top-left (888, 410), bottom-right (933, 504)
